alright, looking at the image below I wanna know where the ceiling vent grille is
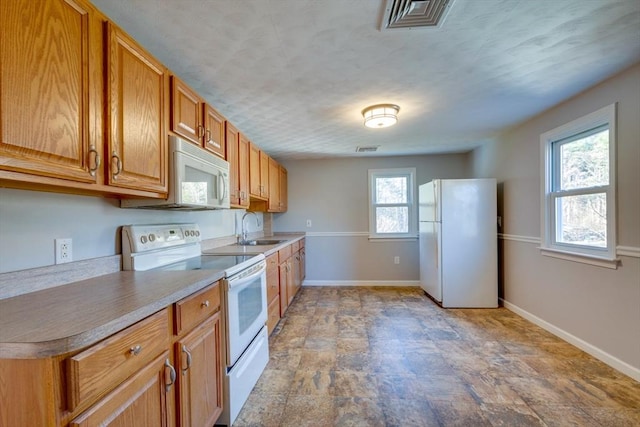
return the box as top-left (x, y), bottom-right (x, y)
top-left (381, 0), bottom-right (455, 31)
top-left (356, 146), bottom-right (380, 153)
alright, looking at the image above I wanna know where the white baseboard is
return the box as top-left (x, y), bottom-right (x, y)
top-left (501, 299), bottom-right (640, 382)
top-left (302, 280), bottom-right (420, 287)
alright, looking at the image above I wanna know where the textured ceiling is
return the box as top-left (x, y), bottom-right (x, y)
top-left (91, 0), bottom-right (640, 160)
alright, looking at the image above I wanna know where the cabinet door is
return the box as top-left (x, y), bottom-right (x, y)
top-left (300, 247), bottom-right (306, 281)
top-left (226, 122), bottom-right (240, 205)
top-left (203, 105), bottom-right (225, 159)
top-left (279, 165), bottom-right (288, 212)
top-left (70, 352), bottom-right (173, 427)
top-left (268, 157), bottom-right (280, 211)
top-left (106, 23), bottom-right (168, 194)
top-left (176, 314), bottom-right (223, 427)
top-left (238, 134), bottom-right (250, 208)
top-left (171, 76), bottom-right (202, 145)
top-left (293, 251), bottom-right (302, 296)
top-left (279, 261), bottom-right (289, 316)
top-left (260, 151), bottom-right (270, 198)
top-left (1, 0), bottom-right (101, 183)
top-left (248, 142), bottom-right (262, 198)
top-left (286, 259), bottom-right (296, 305)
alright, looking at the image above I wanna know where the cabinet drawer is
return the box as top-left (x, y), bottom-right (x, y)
top-left (291, 240), bottom-right (300, 252)
top-left (267, 296), bottom-right (280, 335)
top-left (175, 282), bottom-right (220, 335)
top-left (278, 245), bottom-right (292, 263)
top-left (266, 253), bottom-right (279, 273)
top-left (67, 309), bottom-right (169, 411)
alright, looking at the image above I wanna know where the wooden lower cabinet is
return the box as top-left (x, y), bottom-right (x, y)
top-left (0, 283), bottom-right (224, 427)
top-left (175, 313), bottom-right (223, 427)
top-left (299, 241), bottom-right (306, 281)
top-left (278, 240), bottom-right (305, 316)
top-left (69, 352), bottom-right (173, 427)
top-left (266, 253), bottom-right (280, 334)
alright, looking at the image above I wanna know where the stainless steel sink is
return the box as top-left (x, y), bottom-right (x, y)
top-left (236, 239), bottom-right (287, 246)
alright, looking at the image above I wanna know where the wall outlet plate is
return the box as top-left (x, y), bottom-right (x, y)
top-left (55, 238), bottom-right (72, 264)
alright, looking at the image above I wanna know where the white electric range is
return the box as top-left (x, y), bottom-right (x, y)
top-left (121, 223), bottom-right (269, 426)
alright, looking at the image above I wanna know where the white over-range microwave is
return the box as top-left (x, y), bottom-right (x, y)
top-left (121, 136), bottom-right (230, 210)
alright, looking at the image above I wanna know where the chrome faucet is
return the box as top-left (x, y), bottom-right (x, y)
top-left (240, 211), bottom-right (259, 244)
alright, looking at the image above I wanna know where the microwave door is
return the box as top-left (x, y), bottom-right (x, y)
top-left (179, 154), bottom-right (217, 207)
top-left (219, 171), bottom-right (228, 204)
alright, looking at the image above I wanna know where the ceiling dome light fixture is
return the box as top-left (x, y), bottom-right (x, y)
top-left (362, 104), bottom-right (400, 128)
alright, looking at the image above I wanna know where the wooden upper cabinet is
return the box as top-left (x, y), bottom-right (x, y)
top-left (268, 156), bottom-right (280, 212)
top-left (170, 76), bottom-right (226, 159)
top-left (226, 122), bottom-right (240, 205)
top-left (171, 76), bottom-right (202, 144)
top-left (249, 142), bottom-right (269, 200)
top-left (227, 123), bottom-right (250, 208)
top-left (0, 0), bottom-right (102, 183)
top-left (106, 22), bottom-right (168, 194)
top-left (248, 142), bottom-right (262, 199)
top-left (279, 165), bottom-right (288, 212)
top-left (203, 104), bottom-right (225, 158)
top-left (237, 134), bottom-right (250, 208)
top-left (260, 151), bottom-right (269, 199)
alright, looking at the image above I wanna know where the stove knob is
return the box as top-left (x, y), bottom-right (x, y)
top-left (195, 230), bottom-right (200, 236)
top-left (148, 233), bottom-right (156, 242)
top-left (140, 235), bottom-right (148, 244)
top-left (186, 230), bottom-right (191, 237)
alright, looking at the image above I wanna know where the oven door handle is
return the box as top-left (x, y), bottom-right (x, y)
top-left (227, 261), bottom-right (266, 289)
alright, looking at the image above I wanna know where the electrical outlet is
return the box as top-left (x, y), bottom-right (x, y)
top-left (394, 256), bottom-right (400, 264)
top-left (55, 238), bottom-right (72, 264)
top-left (306, 219), bottom-right (312, 228)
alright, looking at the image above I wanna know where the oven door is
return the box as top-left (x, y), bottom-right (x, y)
top-left (224, 261), bottom-right (267, 366)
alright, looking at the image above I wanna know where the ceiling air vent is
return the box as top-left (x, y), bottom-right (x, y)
top-left (356, 146), bottom-right (379, 153)
top-left (381, 0), bottom-right (455, 31)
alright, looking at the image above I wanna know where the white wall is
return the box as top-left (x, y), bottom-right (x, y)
top-left (273, 154), bottom-right (470, 282)
top-left (0, 188), bottom-right (261, 273)
top-left (470, 63), bottom-right (640, 377)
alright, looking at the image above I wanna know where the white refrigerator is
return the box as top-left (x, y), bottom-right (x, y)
top-left (418, 179), bottom-right (498, 308)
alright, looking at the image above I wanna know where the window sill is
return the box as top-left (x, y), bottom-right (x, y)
top-left (539, 247), bottom-right (620, 269)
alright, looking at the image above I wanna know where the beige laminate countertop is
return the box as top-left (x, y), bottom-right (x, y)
top-left (202, 233), bottom-right (305, 257)
top-left (0, 269), bottom-right (225, 359)
top-left (0, 234), bottom-right (305, 360)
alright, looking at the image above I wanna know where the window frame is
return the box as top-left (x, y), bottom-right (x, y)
top-left (368, 168), bottom-right (417, 240)
top-left (540, 103), bottom-right (617, 265)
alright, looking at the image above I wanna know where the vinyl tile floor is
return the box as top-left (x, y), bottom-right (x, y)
top-left (233, 286), bottom-right (640, 427)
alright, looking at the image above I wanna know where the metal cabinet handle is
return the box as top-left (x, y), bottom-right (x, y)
top-left (164, 359), bottom-right (176, 392)
top-left (181, 345), bottom-right (192, 376)
top-left (205, 129), bottom-right (212, 142)
top-left (88, 145), bottom-right (101, 177)
top-left (201, 300), bottom-right (210, 308)
top-left (129, 345), bottom-right (142, 356)
top-left (197, 125), bottom-right (205, 139)
top-left (111, 151), bottom-right (122, 180)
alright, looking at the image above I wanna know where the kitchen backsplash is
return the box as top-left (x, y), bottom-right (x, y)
top-left (0, 187), bottom-right (263, 275)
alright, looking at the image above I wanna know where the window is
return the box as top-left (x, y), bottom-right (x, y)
top-left (540, 103), bottom-right (617, 264)
top-left (368, 168), bottom-right (417, 239)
